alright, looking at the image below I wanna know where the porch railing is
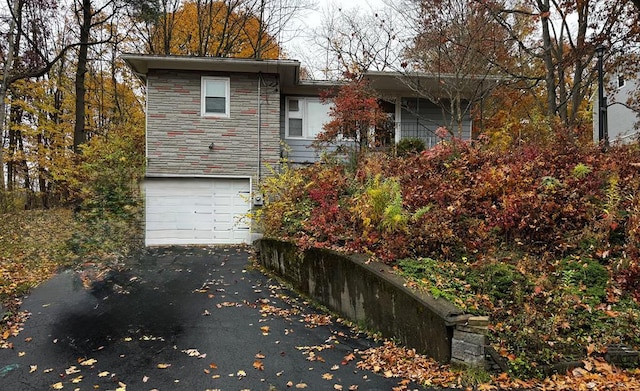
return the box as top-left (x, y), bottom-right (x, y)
top-left (397, 121), bottom-right (439, 148)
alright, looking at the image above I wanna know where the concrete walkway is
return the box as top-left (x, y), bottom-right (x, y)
top-left (0, 246), bottom-right (431, 390)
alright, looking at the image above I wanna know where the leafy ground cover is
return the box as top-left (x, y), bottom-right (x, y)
top-left (0, 209), bottom-right (79, 342)
top-left (257, 135), bottom-right (640, 379)
top-left (0, 207), bottom-right (142, 346)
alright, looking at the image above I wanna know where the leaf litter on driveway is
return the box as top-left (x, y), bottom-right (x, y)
top-left (13, 245), bottom-right (640, 390)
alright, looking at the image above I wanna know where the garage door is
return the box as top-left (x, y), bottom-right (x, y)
top-left (145, 178), bottom-right (251, 246)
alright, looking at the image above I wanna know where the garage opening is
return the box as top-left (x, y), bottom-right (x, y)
top-left (144, 178), bottom-right (251, 246)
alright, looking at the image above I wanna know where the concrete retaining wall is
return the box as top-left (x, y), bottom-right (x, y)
top-left (255, 238), bottom-right (484, 364)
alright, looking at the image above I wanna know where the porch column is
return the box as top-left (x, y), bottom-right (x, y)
top-left (394, 96), bottom-right (402, 144)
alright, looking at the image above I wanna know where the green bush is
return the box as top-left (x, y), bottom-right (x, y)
top-left (396, 137), bottom-right (426, 156)
top-left (468, 263), bottom-right (531, 304)
top-left (555, 257), bottom-right (609, 301)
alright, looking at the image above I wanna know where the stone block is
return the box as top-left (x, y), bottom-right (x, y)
top-left (605, 345), bottom-right (639, 368)
top-left (456, 324), bottom-right (488, 335)
top-left (468, 316), bottom-right (490, 327)
top-left (452, 338), bottom-right (485, 358)
top-left (453, 330), bottom-right (487, 346)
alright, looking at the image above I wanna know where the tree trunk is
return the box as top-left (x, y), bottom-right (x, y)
top-left (538, 0), bottom-right (558, 119)
top-left (0, 0), bottom-right (23, 193)
top-left (37, 133), bottom-right (49, 208)
top-left (74, 0), bottom-right (92, 153)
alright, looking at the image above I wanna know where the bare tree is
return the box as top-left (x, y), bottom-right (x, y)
top-left (312, 4), bottom-right (405, 79)
top-left (401, 0), bottom-right (511, 135)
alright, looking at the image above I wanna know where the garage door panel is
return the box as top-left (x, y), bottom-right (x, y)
top-left (145, 178), bottom-right (251, 246)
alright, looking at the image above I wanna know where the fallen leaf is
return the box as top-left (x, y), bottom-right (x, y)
top-left (182, 349), bottom-right (206, 359)
top-left (80, 358), bottom-right (97, 366)
top-left (209, 363), bottom-right (218, 369)
top-left (65, 366), bottom-right (80, 375)
top-left (334, 385), bottom-right (343, 390)
top-left (143, 376), bottom-right (149, 383)
top-left (253, 360), bottom-right (264, 371)
top-left (255, 353), bottom-right (265, 359)
top-left (348, 385), bottom-right (358, 390)
top-left (341, 353), bottom-right (355, 365)
top-left (295, 383), bottom-right (308, 389)
top-left (157, 363), bottom-right (171, 369)
top-left (260, 326), bottom-right (270, 335)
top-left (97, 371), bottom-right (109, 377)
top-left (286, 381), bottom-right (293, 387)
top-left (29, 365), bottom-right (37, 373)
top-left (322, 373), bottom-right (334, 380)
top-left (71, 375), bottom-right (83, 383)
top-left (51, 382), bottom-right (64, 389)
top-left (331, 365), bottom-right (339, 371)
top-left (18, 351), bottom-right (26, 357)
top-left (583, 359), bottom-right (593, 372)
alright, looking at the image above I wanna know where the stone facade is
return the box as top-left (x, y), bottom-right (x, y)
top-left (146, 70), bottom-right (281, 180)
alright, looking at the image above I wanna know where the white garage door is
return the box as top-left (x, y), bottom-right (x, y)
top-left (145, 178), bottom-right (251, 246)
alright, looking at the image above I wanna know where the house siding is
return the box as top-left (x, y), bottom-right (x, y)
top-left (280, 96), bottom-right (473, 163)
top-left (146, 70), bottom-right (281, 179)
top-left (593, 77), bottom-right (639, 143)
top-left (400, 98), bottom-right (472, 148)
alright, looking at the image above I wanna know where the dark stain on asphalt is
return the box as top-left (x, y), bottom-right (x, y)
top-left (0, 246), bottom-right (433, 390)
top-left (52, 271), bottom-right (185, 356)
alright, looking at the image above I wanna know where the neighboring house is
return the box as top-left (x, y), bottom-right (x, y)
top-left (122, 54), bottom-right (488, 246)
top-left (593, 74), bottom-right (640, 143)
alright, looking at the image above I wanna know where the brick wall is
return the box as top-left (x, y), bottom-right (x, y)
top-left (146, 70), bottom-right (281, 180)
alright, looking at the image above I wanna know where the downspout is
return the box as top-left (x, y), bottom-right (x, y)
top-left (257, 73), bottom-right (262, 182)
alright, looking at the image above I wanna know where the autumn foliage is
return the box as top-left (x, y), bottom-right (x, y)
top-left (148, 0), bottom-right (280, 58)
top-left (315, 78), bottom-right (390, 156)
top-left (258, 133), bottom-right (640, 375)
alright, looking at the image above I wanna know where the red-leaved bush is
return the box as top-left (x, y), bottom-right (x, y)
top-left (260, 134), bottom-right (640, 293)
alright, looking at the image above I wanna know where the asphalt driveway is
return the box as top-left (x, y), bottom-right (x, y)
top-left (0, 246), bottom-right (430, 390)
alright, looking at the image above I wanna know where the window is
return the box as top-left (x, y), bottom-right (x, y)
top-left (285, 97), bottom-right (332, 139)
top-left (202, 77), bottom-right (230, 117)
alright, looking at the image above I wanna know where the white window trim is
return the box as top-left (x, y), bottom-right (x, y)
top-left (285, 97), bottom-right (331, 139)
top-left (201, 76), bottom-right (230, 118)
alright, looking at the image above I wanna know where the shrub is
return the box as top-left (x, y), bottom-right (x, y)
top-left (257, 134), bottom-right (640, 377)
top-left (396, 137), bottom-right (426, 156)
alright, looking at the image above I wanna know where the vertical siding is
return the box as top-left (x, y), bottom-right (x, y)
top-left (146, 70), bottom-right (280, 180)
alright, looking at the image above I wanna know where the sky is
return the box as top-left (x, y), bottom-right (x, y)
top-left (282, 0), bottom-right (390, 76)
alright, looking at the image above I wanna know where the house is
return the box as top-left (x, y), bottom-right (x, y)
top-left (593, 74), bottom-right (639, 143)
top-left (122, 54), bottom-right (493, 246)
